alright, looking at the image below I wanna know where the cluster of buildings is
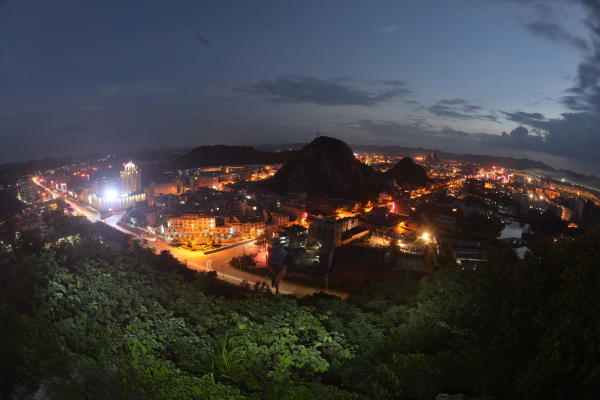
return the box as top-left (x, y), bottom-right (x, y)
top-left (17, 150), bottom-right (599, 272)
top-left (5, 198), bottom-right (87, 243)
top-left (531, 195), bottom-right (593, 222)
top-left (180, 164), bottom-right (281, 189)
top-left (464, 172), bottom-right (597, 222)
top-left (2, 179), bottom-right (43, 204)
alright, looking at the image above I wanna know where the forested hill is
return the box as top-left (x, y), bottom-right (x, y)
top-left (171, 145), bottom-right (298, 170)
top-left (2, 211), bottom-right (600, 399)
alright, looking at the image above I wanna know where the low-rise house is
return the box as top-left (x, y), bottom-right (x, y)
top-left (275, 224), bottom-right (308, 249)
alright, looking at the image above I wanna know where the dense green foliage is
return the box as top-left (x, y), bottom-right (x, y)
top-left (1, 218), bottom-right (600, 398)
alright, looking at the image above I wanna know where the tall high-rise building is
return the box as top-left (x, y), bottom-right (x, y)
top-left (120, 162), bottom-right (142, 195)
top-left (561, 206), bottom-right (573, 222)
top-left (568, 197), bottom-right (585, 220)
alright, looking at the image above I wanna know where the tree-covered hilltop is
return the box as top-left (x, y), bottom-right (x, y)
top-left (1, 214), bottom-right (600, 399)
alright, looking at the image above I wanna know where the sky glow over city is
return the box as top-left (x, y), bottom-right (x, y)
top-left (1, 0), bottom-right (600, 174)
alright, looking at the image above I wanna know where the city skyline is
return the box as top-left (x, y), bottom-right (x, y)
top-left (2, 0), bottom-right (600, 175)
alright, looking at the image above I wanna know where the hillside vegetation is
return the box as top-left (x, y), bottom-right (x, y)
top-left (1, 214), bottom-right (600, 399)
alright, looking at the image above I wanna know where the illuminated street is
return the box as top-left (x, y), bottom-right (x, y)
top-left (31, 177), bottom-right (347, 298)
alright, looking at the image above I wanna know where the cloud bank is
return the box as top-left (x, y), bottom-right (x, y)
top-left (236, 75), bottom-right (412, 107)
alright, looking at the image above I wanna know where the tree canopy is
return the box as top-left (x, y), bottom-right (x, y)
top-left (1, 214), bottom-right (600, 399)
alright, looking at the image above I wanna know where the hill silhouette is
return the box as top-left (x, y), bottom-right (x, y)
top-left (259, 136), bottom-right (382, 200)
top-left (383, 157), bottom-right (429, 187)
top-left (171, 145), bottom-right (297, 170)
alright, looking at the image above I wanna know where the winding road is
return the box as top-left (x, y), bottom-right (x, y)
top-left (32, 177), bottom-right (347, 298)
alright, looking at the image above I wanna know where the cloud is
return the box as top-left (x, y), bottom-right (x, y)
top-left (559, 1), bottom-right (600, 112)
top-left (477, 126), bottom-right (546, 155)
top-left (501, 1), bottom-right (600, 112)
top-left (235, 75), bottom-right (411, 107)
top-left (478, 112), bottom-right (600, 164)
top-left (194, 34), bottom-right (212, 48)
top-left (522, 21), bottom-right (589, 51)
top-left (427, 99), bottom-right (499, 122)
top-left (496, 1), bottom-right (588, 50)
top-left (479, 114), bottom-right (501, 122)
top-left (380, 24), bottom-right (399, 33)
top-left (348, 119), bottom-right (443, 141)
top-left (501, 110), bottom-right (547, 124)
top-left (428, 104), bottom-right (476, 120)
top-left (463, 104), bottom-right (484, 112)
top-left (438, 98), bottom-right (468, 105)
top-left (347, 119), bottom-right (493, 142)
top-left (440, 127), bottom-right (472, 137)
top-left (378, 79), bottom-right (408, 86)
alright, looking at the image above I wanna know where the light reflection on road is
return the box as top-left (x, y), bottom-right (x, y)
top-left (31, 177), bottom-right (345, 298)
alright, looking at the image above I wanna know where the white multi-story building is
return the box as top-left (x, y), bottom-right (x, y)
top-left (272, 213), bottom-right (289, 227)
top-left (88, 192), bottom-right (146, 211)
top-left (120, 162), bottom-right (142, 195)
top-left (166, 213), bottom-right (217, 237)
top-left (225, 216), bottom-right (266, 236)
top-left (166, 213), bottom-right (265, 239)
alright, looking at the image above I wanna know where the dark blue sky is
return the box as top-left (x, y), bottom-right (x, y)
top-left (1, 0), bottom-right (600, 175)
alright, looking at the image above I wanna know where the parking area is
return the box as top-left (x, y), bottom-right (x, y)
top-left (288, 244), bottom-right (320, 268)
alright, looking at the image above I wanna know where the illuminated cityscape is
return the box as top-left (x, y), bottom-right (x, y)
top-left (2, 1), bottom-right (600, 398)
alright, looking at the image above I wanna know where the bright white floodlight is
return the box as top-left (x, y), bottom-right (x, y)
top-left (106, 190), bottom-right (117, 199)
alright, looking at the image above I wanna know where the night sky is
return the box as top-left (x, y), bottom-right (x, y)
top-left (2, 0), bottom-right (600, 175)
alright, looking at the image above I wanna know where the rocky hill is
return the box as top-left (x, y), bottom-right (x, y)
top-left (383, 157), bottom-right (429, 187)
top-left (259, 136), bottom-right (382, 200)
top-left (171, 145), bottom-right (297, 170)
